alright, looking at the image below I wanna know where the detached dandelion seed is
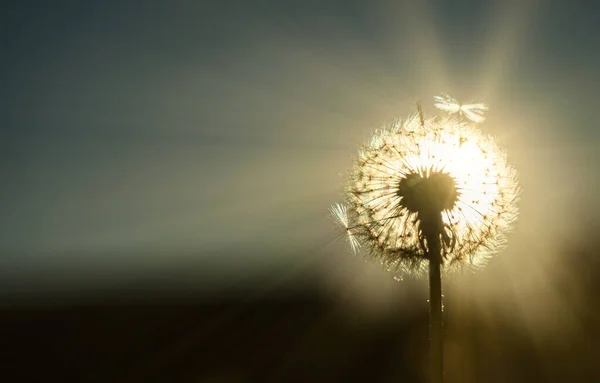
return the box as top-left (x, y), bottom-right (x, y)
top-left (434, 93), bottom-right (489, 123)
top-left (330, 95), bottom-right (520, 383)
top-left (330, 203), bottom-right (361, 253)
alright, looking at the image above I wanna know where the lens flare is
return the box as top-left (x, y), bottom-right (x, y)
top-left (332, 98), bottom-right (520, 276)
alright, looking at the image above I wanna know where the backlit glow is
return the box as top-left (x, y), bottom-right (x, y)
top-left (332, 99), bottom-right (520, 276)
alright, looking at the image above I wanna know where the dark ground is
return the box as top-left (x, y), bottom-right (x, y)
top-left (1, 295), bottom-right (426, 382)
top-left (2, 247), bottom-right (599, 383)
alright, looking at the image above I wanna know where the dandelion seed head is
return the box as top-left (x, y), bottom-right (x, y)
top-left (333, 103), bottom-right (520, 276)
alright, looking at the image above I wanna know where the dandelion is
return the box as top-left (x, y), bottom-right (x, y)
top-left (332, 101), bottom-right (519, 275)
top-left (330, 96), bottom-right (519, 383)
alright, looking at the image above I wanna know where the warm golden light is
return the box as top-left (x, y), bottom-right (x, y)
top-left (331, 97), bottom-right (520, 276)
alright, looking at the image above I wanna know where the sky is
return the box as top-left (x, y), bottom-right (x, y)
top-left (1, 0), bottom-right (599, 304)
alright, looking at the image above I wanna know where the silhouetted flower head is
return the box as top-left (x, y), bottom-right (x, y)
top-left (331, 98), bottom-right (520, 276)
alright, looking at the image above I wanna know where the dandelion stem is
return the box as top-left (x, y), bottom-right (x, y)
top-left (427, 228), bottom-right (444, 383)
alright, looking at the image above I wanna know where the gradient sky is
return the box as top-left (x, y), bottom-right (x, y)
top-left (1, 0), bottom-right (599, 303)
